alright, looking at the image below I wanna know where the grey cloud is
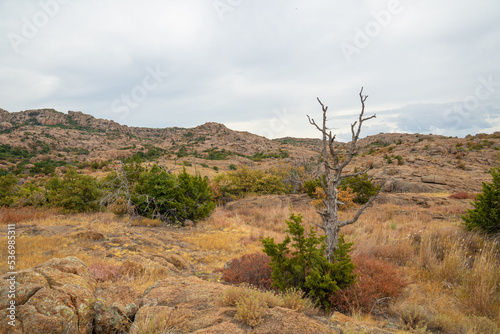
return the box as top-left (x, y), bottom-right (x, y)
top-left (0, 0), bottom-right (499, 137)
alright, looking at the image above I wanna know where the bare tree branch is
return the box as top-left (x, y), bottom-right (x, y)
top-left (339, 187), bottom-right (381, 228)
top-left (314, 223), bottom-right (326, 232)
top-left (167, 158), bottom-right (181, 174)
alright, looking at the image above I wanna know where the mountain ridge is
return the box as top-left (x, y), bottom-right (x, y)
top-left (1, 108), bottom-right (500, 197)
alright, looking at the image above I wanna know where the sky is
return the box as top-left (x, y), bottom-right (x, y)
top-left (0, 0), bottom-right (499, 141)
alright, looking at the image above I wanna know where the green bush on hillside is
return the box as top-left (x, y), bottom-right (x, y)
top-left (463, 167), bottom-right (500, 234)
top-left (303, 177), bottom-right (323, 198)
top-left (46, 167), bottom-right (101, 212)
top-left (214, 166), bottom-right (287, 198)
top-left (0, 174), bottom-right (19, 206)
top-left (304, 171), bottom-right (379, 205)
top-left (17, 181), bottom-right (46, 207)
top-left (339, 170), bottom-right (379, 204)
top-left (133, 165), bottom-right (215, 223)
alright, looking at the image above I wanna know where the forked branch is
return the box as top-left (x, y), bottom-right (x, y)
top-left (339, 187), bottom-right (381, 228)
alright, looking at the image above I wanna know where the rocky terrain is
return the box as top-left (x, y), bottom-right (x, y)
top-left (0, 108), bottom-right (314, 167)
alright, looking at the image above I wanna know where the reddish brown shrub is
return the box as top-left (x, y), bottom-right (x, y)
top-left (221, 253), bottom-right (274, 290)
top-left (449, 192), bottom-right (474, 200)
top-left (329, 255), bottom-right (408, 313)
top-left (0, 207), bottom-right (56, 224)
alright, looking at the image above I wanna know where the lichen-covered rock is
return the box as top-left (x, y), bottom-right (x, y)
top-left (253, 307), bottom-right (336, 334)
top-left (71, 230), bottom-right (105, 241)
top-left (421, 175), bottom-right (447, 185)
top-left (0, 257), bottom-right (96, 334)
top-left (162, 253), bottom-right (190, 270)
top-left (134, 276), bottom-right (339, 334)
top-left (0, 270), bottom-right (48, 310)
top-left (94, 285), bottom-right (140, 334)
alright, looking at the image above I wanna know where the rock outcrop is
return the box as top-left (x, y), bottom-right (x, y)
top-left (132, 276), bottom-right (338, 334)
top-left (0, 257), bottom-right (97, 334)
top-left (0, 109), bottom-right (124, 133)
top-left (94, 286), bottom-right (140, 334)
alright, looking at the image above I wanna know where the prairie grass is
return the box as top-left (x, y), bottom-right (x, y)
top-left (219, 284), bottom-right (316, 327)
top-left (0, 235), bottom-right (68, 274)
top-left (129, 307), bottom-right (192, 334)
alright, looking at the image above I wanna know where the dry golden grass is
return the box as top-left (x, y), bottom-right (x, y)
top-left (339, 202), bottom-right (500, 331)
top-left (0, 235), bottom-right (67, 274)
top-left (130, 217), bottom-right (163, 227)
top-left (129, 307), bottom-right (192, 334)
top-left (220, 284), bottom-right (317, 327)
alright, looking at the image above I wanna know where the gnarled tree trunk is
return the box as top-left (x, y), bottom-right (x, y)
top-left (307, 87), bottom-right (380, 261)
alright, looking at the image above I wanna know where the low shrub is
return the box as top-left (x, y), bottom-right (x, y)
top-left (0, 174), bottom-right (19, 206)
top-left (399, 304), bottom-right (431, 331)
top-left (17, 181), bottom-right (46, 207)
top-left (235, 295), bottom-right (267, 327)
top-left (306, 171), bottom-right (379, 206)
top-left (329, 255), bottom-right (408, 313)
top-left (339, 170), bottom-right (380, 204)
top-left (311, 186), bottom-right (356, 211)
top-left (220, 285), bottom-right (269, 327)
top-left (281, 288), bottom-right (314, 313)
top-left (133, 165), bottom-right (215, 223)
top-left (215, 166), bottom-right (287, 198)
top-left (220, 285), bottom-right (315, 328)
top-left (129, 308), bottom-right (191, 334)
top-left (449, 192), bottom-right (474, 199)
top-left (220, 253), bottom-right (273, 289)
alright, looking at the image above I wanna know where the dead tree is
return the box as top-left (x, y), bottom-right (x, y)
top-left (307, 87), bottom-right (380, 262)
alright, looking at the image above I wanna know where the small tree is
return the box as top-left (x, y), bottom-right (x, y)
top-left (262, 213), bottom-right (356, 310)
top-left (463, 166), bottom-right (500, 234)
top-left (100, 162), bottom-right (145, 216)
top-left (307, 88), bottom-right (380, 261)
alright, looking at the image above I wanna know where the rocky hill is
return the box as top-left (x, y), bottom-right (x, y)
top-left (0, 108), bottom-right (315, 168)
top-left (1, 108), bottom-right (500, 194)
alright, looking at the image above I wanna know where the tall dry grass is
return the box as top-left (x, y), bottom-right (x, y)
top-left (335, 203), bottom-right (500, 330)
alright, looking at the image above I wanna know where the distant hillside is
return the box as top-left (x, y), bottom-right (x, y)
top-left (0, 108), bottom-right (316, 169)
top-left (1, 108), bottom-right (500, 195)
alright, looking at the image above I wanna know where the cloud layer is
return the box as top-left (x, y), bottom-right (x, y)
top-left (1, 0), bottom-right (499, 140)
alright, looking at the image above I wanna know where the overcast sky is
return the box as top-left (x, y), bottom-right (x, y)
top-left (1, 1), bottom-right (499, 141)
